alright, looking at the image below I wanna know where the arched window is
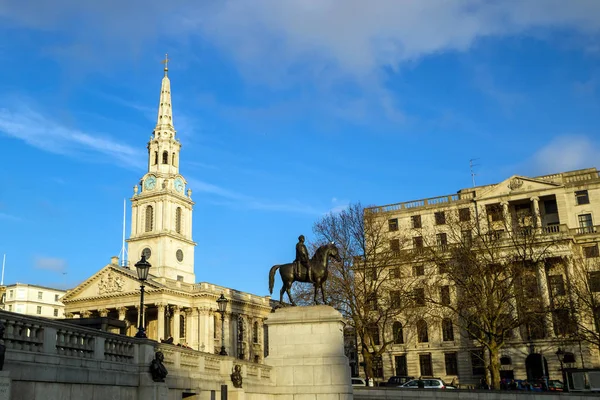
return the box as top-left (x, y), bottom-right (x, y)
top-left (154, 151), bottom-right (158, 165)
top-left (392, 321), bottom-right (404, 344)
top-left (417, 319), bottom-right (429, 343)
top-left (172, 153), bottom-right (177, 166)
top-left (145, 205), bottom-right (154, 232)
top-left (175, 207), bottom-right (182, 234)
top-left (162, 151), bottom-right (169, 164)
top-left (180, 315), bottom-right (186, 339)
top-left (368, 323), bottom-right (381, 346)
top-left (253, 321), bottom-right (259, 343)
top-left (442, 318), bottom-right (454, 341)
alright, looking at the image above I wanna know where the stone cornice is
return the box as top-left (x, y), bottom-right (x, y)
top-left (126, 231), bottom-right (196, 246)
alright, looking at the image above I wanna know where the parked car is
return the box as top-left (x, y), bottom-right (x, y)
top-left (548, 380), bottom-right (564, 392)
top-left (400, 378), bottom-right (454, 389)
top-left (351, 377), bottom-right (374, 387)
top-left (380, 376), bottom-right (414, 387)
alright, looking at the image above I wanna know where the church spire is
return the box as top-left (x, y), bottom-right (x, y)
top-left (156, 53), bottom-right (174, 131)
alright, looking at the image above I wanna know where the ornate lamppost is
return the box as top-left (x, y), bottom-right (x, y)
top-left (134, 255), bottom-right (151, 338)
top-left (555, 348), bottom-right (569, 392)
top-left (217, 294), bottom-right (229, 355)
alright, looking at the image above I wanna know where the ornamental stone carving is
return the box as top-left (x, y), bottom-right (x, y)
top-left (508, 177), bottom-right (524, 191)
top-left (98, 271), bottom-right (124, 295)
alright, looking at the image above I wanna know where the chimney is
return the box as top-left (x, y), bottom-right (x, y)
top-left (111, 256), bottom-right (119, 266)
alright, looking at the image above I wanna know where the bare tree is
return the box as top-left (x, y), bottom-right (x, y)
top-left (305, 202), bottom-right (418, 382)
top-left (418, 204), bottom-right (562, 389)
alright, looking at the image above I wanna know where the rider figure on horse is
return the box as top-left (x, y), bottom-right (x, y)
top-left (294, 235), bottom-right (312, 282)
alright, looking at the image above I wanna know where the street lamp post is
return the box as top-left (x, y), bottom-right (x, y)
top-left (555, 348), bottom-right (569, 392)
top-left (134, 255), bottom-right (151, 338)
top-left (217, 294), bottom-right (229, 356)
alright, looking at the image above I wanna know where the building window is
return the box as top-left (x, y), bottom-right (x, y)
top-left (368, 324), bottom-right (380, 346)
top-left (145, 205), bottom-right (154, 232)
top-left (526, 314), bottom-right (547, 340)
top-left (388, 218), bottom-right (398, 231)
top-left (175, 207), bottom-right (182, 234)
top-left (7, 305), bottom-right (11, 312)
top-left (445, 352), bottom-right (458, 375)
top-left (440, 286), bottom-right (451, 305)
top-left (548, 275), bottom-right (565, 296)
top-left (578, 214), bottom-right (594, 234)
top-left (462, 230), bottom-right (472, 246)
top-left (253, 321), bottom-right (259, 343)
top-left (162, 151), bottom-right (169, 164)
top-left (390, 291), bottom-right (402, 309)
top-left (576, 190), bottom-right (590, 205)
top-left (53, 308), bottom-right (58, 317)
top-left (544, 200), bottom-right (558, 214)
top-left (367, 293), bottom-right (378, 311)
top-left (38, 291), bottom-right (43, 300)
top-left (395, 355), bottom-right (408, 376)
top-left (553, 309), bottom-right (576, 336)
top-left (436, 233), bottom-right (448, 250)
top-left (459, 208), bottom-right (471, 222)
top-left (523, 277), bottom-right (540, 298)
top-left (500, 356), bottom-right (512, 366)
top-left (487, 204), bottom-right (503, 222)
top-left (471, 350), bottom-right (485, 376)
top-left (413, 265), bottom-right (425, 276)
top-left (417, 319), bottom-right (429, 343)
top-left (8, 290), bottom-right (13, 299)
top-left (419, 353), bottom-right (433, 376)
top-left (413, 236), bottom-right (423, 251)
top-left (411, 215), bottom-right (422, 229)
top-left (389, 267), bottom-right (400, 279)
top-left (177, 275), bottom-right (184, 282)
top-left (442, 318), bottom-right (454, 341)
top-left (36, 306), bottom-right (42, 315)
top-left (172, 153), bottom-right (176, 166)
top-left (393, 321), bottom-right (404, 344)
top-left (154, 151), bottom-right (158, 165)
top-left (55, 294), bottom-right (59, 302)
top-left (390, 239), bottom-right (400, 253)
top-left (589, 272), bottom-right (600, 292)
top-left (584, 244), bottom-right (599, 258)
top-left (372, 355), bottom-right (384, 378)
top-left (434, 211), bottom-right (446, 225)
top-left (413, 288), bottom-right (425, 306)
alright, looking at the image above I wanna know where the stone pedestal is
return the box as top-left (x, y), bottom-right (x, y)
top-left (0, 371), bottom-right (11, 400)
top-left (265, 305), bottom-right (353, 400)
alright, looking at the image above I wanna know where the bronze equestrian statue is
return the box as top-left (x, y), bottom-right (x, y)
top-left (269, 239), bottom-right (341, 306)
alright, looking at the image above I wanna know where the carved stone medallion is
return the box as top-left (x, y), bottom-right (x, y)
top-left (508, 178), bottom-right (523, 191)
top-left (98, 271), bottom-right (125, 295)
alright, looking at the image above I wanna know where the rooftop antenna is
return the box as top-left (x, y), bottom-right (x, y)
top-left (1, 254), bottom-right (5, 285)
top-left (118, 199), bottom-right (128, 268)
top-left (469, 158), bottom-right (480, 187)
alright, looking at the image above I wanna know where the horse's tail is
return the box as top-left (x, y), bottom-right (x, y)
top-left (268, 265), bottom-right (280, 295)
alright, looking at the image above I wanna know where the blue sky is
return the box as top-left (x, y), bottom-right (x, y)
top-left (0, 1), bottom-right (599, 296)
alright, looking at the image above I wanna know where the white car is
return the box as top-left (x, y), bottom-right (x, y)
top-left (351, 377), bottom-right (374, 387)
top-left (400, 378), bottom-right (454, 389)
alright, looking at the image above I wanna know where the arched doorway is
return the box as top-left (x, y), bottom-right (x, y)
top-left (525, 353), bottom-right (548, 381)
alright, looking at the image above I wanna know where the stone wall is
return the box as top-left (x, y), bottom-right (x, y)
top-left (354, 388), bottom-right (600, 400)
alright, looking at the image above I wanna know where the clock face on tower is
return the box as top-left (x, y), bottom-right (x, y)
top-left (174, 177), bottom-right (184, 193)
top-left (176, 249), bottom-right (184, 262)
top-left (144, 176), bottom-right (157, 190)
top-left (142, 247), bottom-right (152, 260)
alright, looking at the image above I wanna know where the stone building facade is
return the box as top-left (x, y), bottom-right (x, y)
top-left (62, 61), bottom-right (272, 361)
top-left (365, 168), bottom-right (600, 385)
top-left (2, 283), bottom-right (66, 318)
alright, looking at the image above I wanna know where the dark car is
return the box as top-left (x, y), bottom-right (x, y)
top-left (380, 376), bottom-right (414, 387)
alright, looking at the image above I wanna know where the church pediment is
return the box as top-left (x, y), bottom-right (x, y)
top-left (478, 175), bottom-right (562, 199)
top-left (62, 264), bottom-right (163, 302)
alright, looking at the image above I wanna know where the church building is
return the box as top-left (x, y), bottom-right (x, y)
top-left (61, 59), bottom-right (272, 362)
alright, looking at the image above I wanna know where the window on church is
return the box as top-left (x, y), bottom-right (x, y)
top-left (154, 151), bottom-right (158, 165)
top-left (253, 321), bottom-right (259, 343)
top-left (175, 207), bottom-right (182, 234)
top-left (162, 151), bottom-right (169, 164)
top-left (172, 153), bottom-right (177, 166)
top-left (145, 206), bottom-right (154, 232)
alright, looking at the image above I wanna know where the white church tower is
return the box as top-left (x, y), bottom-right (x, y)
top-left (127, 55), bottom-right (196, 283)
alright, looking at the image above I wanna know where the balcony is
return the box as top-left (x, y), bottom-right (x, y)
top-left (573, 225), bottom-right (598, 235)
top-left (369, 192), bottom-right (475, 213)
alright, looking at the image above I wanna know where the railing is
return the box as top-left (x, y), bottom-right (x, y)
top-left (369, 192), bottom-right (476, 214)
top-left (573, 226), bottom-right (598, 235)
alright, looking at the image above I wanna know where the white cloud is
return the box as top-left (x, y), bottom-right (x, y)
top-left (34, 257), bottom-right (67, 273)
top-left (531, 135), bottom-right (600, 174)
top-left (0, 103), bottom-right (144, 169)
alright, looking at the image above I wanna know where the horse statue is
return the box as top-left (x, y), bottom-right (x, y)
top-left (269, 242), bottom-right (341, 306)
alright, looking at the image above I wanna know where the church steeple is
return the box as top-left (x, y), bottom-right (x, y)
top-left (156, 54), bottom-right (174, 132)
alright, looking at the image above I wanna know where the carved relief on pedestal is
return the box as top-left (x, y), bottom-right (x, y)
top-left (98, 271), bottom-right (125, 295)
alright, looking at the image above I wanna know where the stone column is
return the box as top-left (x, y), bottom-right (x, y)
top-left (501, 201), bottom-right (511, 235)
top-left (98, 308), bottom-right (109, 318)
top-left (531, 196), bottom-right (542, 231)
top-left (223, 313), bottom-right (231, 355)
top-left (184, 308), bottom-right (194, 345)
top-left (564, 257), bottom-right (581, 326)
top-left (117, 307), bottom-right (127, 321)
top-left (535, 261), bottom-right (554, 338)
top-left (172, 305), bottom-right (181, 344)
top-left (156, 303), bottom-right (165, 341)
top-left (198, 307), bottom-right (211, 352)
top-left (190, 307), bottom-right (199, 350)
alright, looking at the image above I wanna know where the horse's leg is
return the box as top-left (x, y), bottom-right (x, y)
top-left (279, 286), bottom-right (285, 304)
top-left (321, 282), bottom-right (327, 305)
top-left (313, 282), bottom-right (319, 305)
top-left (286, 281), bottom-right (296, 306)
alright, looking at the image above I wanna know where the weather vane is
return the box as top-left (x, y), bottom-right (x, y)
top-left (162, 53), bottom-right (170, 75)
